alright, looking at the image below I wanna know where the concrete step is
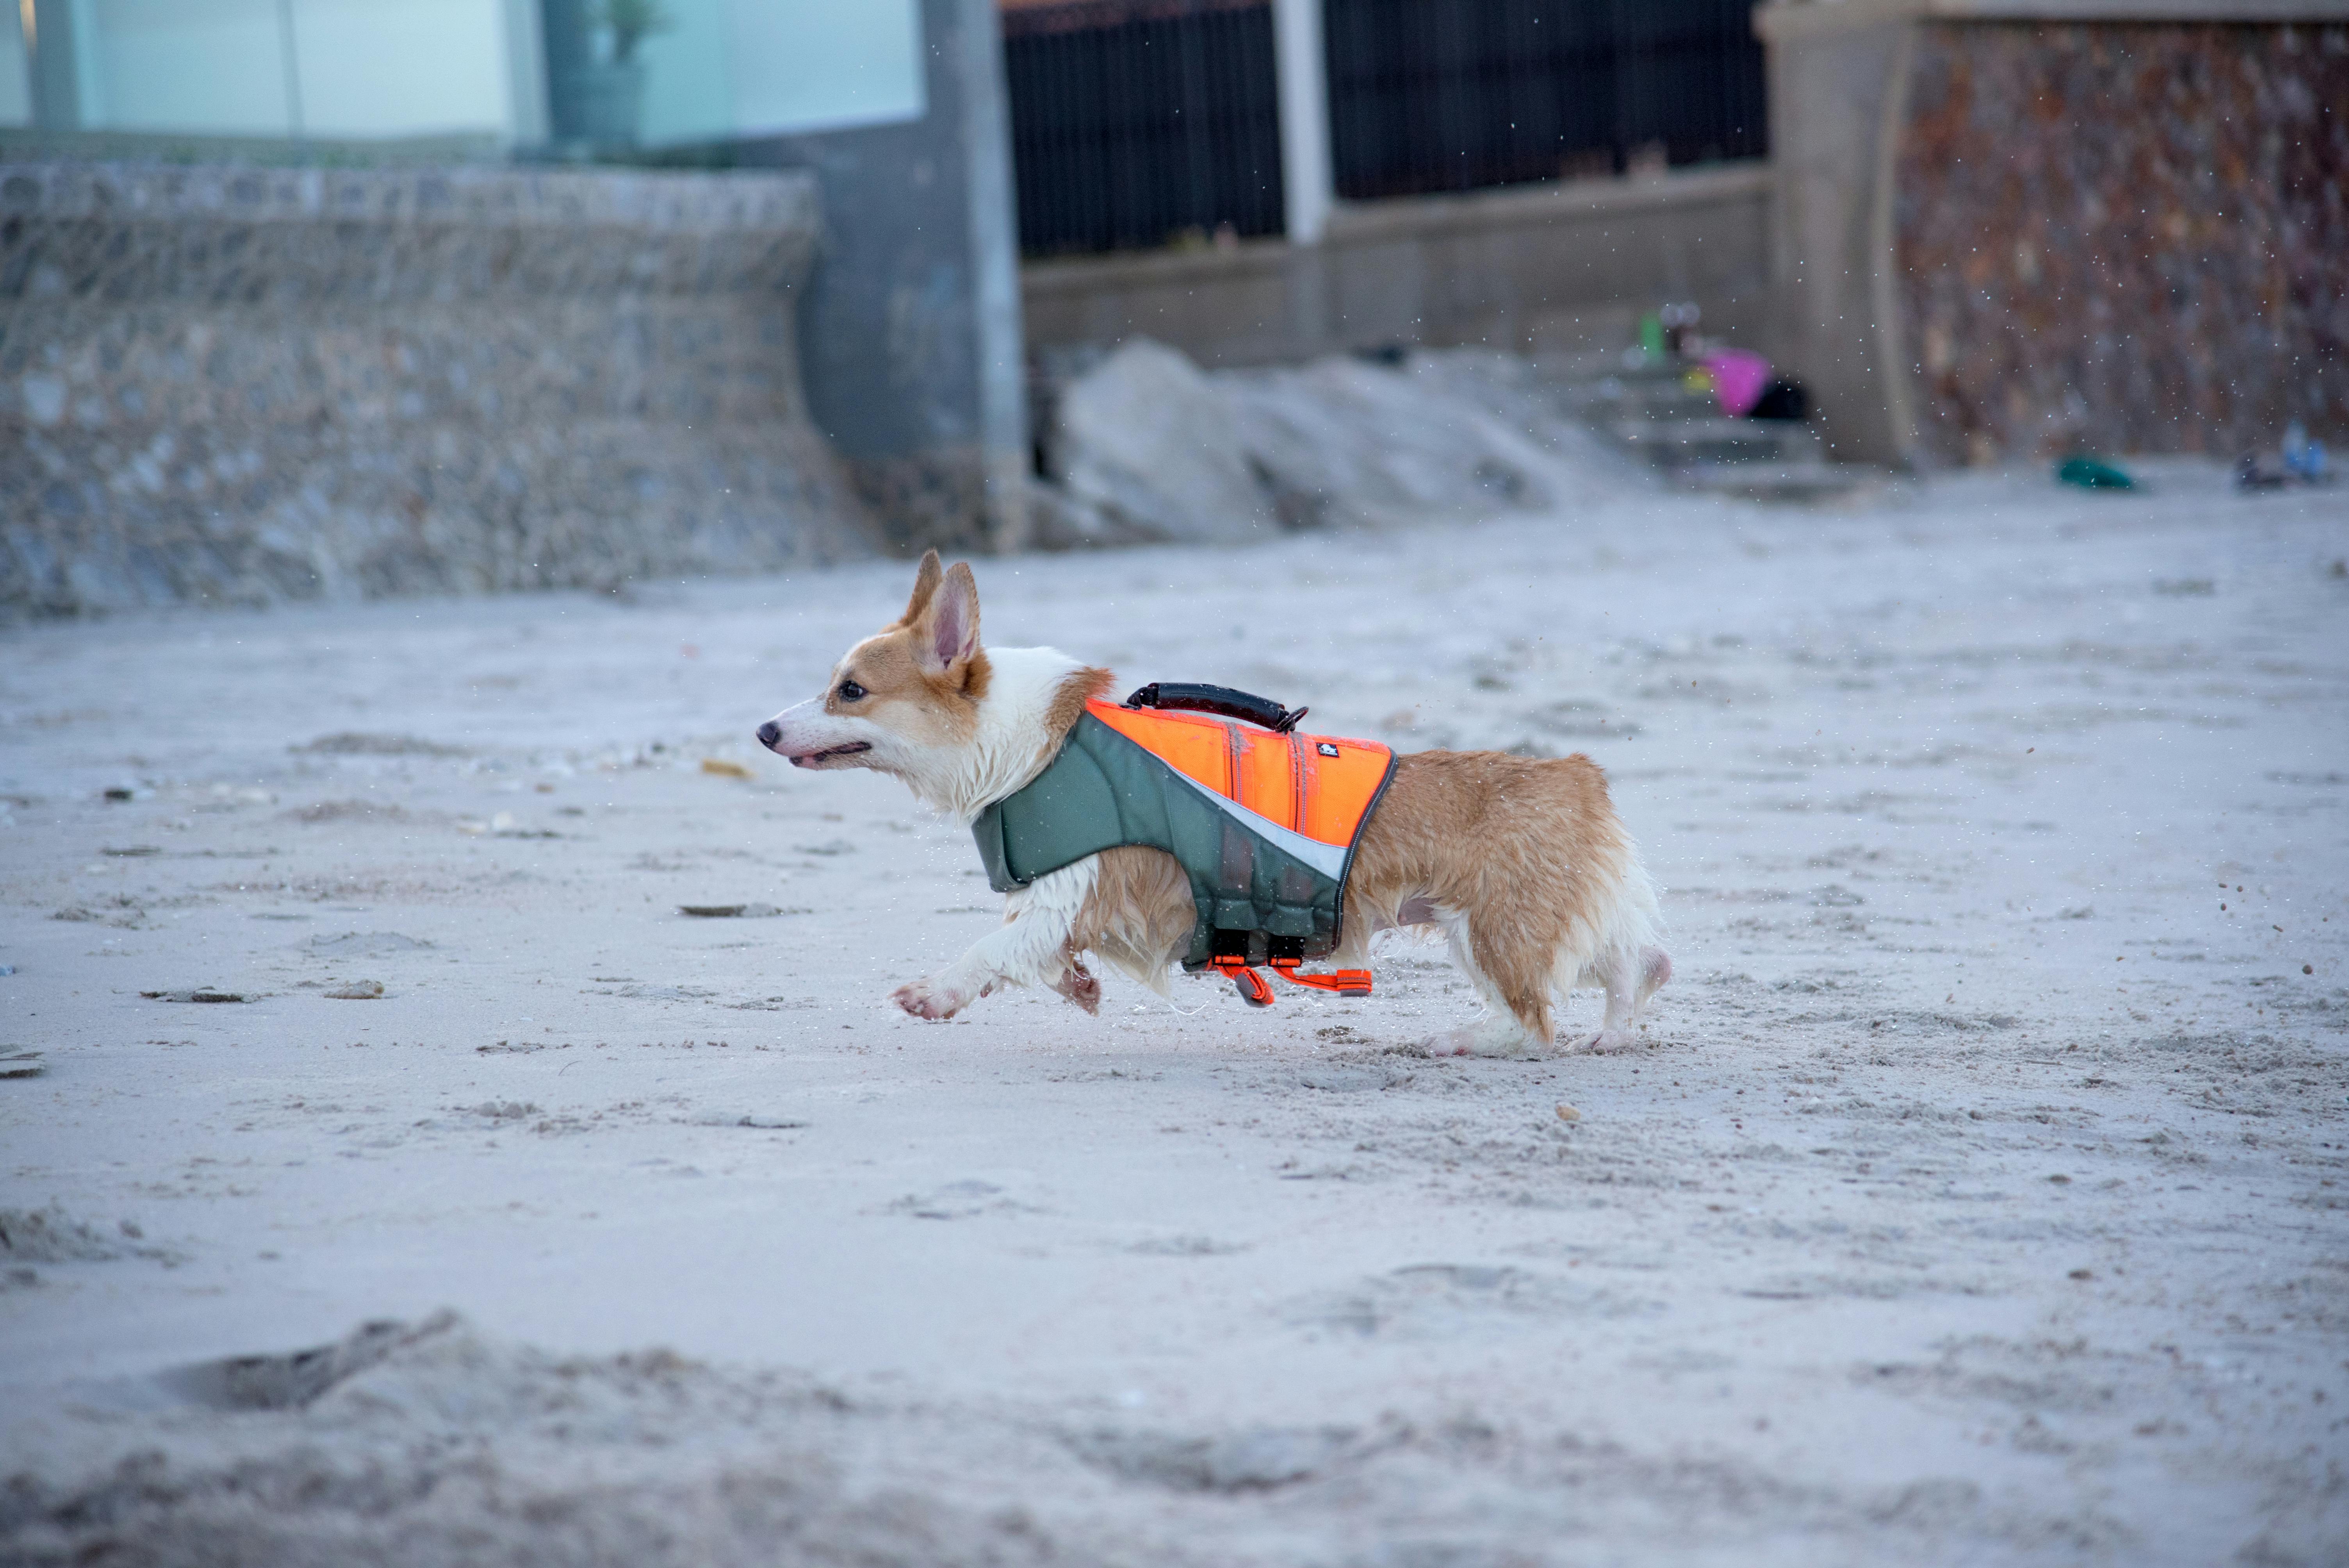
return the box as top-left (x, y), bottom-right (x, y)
top-left (1608, 415), bottom-right (1820, 469)
top-left (1534, 350), bottom-right (1689, 387)
top-left (1675, 459), bottom-right (1890, 504)
top-left (1537, 347), bottom-right (1883, 504)
top-left (1570, 383), bottom-right (1723, 422)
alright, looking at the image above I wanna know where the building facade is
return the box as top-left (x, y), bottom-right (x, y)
top-left (1, 0), bottom-right (1029, 618)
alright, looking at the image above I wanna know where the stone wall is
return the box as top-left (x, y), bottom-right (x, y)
top-left (0, 162), bottom-right (872, 618)
top-left (1896, 20), bottom-right (2349, 464)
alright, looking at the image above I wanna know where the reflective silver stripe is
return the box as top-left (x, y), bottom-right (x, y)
top-left (1163, 766), bottom-right (1349, 880)
top-left (1289, 729), bottom-right (1309, 835)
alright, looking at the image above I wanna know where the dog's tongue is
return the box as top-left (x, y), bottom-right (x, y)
top-left (792, 741), bottom-right (870, 767)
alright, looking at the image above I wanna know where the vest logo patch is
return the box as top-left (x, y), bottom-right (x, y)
top-left (1317, 741), bottom-right (1339, 757)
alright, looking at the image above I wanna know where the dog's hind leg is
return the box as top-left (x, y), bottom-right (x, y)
top-left (893, 857), bottom-right (1100, 1021)
top-left (1639, 945), bottom-right (1672, 1007)
top-left (1580, 944), bottom-right (1671, 1053)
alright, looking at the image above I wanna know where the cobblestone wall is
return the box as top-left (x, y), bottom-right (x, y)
top-left (1896, 21), bottom-right (2349, 465)
top-left (0, 163), bottom-right (871, 618)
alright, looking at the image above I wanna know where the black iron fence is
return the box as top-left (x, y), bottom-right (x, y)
top-left (1004, 0), bottom-right (1285, 257)
top-left (1002, 0), bottom-right (1766, 256)
top-left (1326, 0), bottom-right (1766, 199)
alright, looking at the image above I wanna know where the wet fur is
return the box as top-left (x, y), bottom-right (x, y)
top-left (759, 553), bottom-right (1670, 1054)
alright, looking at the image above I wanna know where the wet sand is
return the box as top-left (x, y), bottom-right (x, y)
top-left (2, 463), bottom-right (2345, 1564)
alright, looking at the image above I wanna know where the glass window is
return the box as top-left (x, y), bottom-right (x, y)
top-left (20, 0), bottom-right (518, 139)
top-left (0, 7), bottom-right (31, 126)
top-left (290, 0), bottom-right (513, 139)
top-left (543, 0), bottom-right (923, 151)
top-left (7, 0), bottom-right (926, 150)
top-left (75, 0), bottom-right (293, 135)
top-left (728, 0), bottom-right (921, 138)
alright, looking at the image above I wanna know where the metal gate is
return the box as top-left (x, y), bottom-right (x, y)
top-left (1326, 0), bottom-right (1767, 199)
top-left (1002, 0), bottom-right (1767, 255)
top-left (1005, 0), bottom-right (1286, 257)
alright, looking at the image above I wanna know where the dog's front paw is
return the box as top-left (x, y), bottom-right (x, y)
top-left (1583, 1028), bottom-right (1640, 1054)
top-left (892, 976), bottom-right (975, 1021)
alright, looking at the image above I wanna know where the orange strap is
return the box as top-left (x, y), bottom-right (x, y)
top-left (1272, 959), bottom-right (1374, 997)
top-left (1208, 955), bottom-right (1374, 1006)
top-left (1208, 956), bottom-right (1276, 1007)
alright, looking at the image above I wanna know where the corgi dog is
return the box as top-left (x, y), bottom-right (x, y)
top-left (756, 552), bottom-right (1670, 1055)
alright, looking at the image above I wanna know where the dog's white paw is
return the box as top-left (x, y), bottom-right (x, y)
top-left (892, 976), bottom-right (975, 1021)
top-left (1429, 1021), bottom-right (1542, 1058)
top-left (1582, 1028), bottom-right (1640, 1054)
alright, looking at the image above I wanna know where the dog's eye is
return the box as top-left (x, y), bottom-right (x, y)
top-left (836, 680), bottom-right (866, 703)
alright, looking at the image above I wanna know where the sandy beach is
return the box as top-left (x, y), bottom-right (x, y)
top-left (3, 464), bottom-right (2345, 1565)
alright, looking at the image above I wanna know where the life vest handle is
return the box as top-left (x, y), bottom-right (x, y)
top-left (1125, 682), bottom-right (1307, 734)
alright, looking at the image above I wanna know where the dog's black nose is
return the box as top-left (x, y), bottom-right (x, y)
top-left (756, 721), bottom-right (781, 749)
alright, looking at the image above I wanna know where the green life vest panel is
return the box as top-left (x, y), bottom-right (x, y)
top-left (970, 706), bottom-right (1395, 969)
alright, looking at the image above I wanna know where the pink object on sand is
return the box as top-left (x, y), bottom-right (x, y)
top-left (1703, 349), bottom-right (1771, 418)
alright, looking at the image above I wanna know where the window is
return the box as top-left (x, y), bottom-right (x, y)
top-left (16, 0), bottom-right (521, 140)
top-left (5, 0), bottom-right (927, 150)
top-left (543, 0), bottom-right (924, 150)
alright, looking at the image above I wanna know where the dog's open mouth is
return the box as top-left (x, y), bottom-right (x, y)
top-left (788, 741), bottom-right (872, 768)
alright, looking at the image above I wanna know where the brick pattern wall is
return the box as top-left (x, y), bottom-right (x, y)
top-left (1896, 21), bottom-right (2349, 465)
top-left (0, 164), bottom-right (870, 618)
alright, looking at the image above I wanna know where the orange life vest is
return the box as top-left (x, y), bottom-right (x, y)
top-left (1082, 700), bottom-right (1393, 855)
top-left (971, 696), bottom-right (1395, 1005)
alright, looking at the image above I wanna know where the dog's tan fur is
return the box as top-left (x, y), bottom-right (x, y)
top-left (759, 553), bottom-right (1669, 1055)
top-left (1339, 751), bottom-right (1658, 1041)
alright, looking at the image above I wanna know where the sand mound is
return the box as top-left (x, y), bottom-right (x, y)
top-left (2, 1313), bottom-right (1068, 1568)
top-left (4, 1312), bottom-right (2183, 1566)
top-left (1037, 340), bottom-right (1640, 546)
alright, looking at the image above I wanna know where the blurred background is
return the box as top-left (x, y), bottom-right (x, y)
top-left (0, 0), bottom-right (2342, 616)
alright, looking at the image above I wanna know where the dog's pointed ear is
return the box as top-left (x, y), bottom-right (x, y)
top-left (893, 550), bottom-right (944, 629)
top-left (917, 562), bottom-right (981, 675)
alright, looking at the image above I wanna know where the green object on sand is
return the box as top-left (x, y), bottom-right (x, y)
top-left (1638, 313), bottom-right (1667, 360)
top-left (2058, 456), bottom-right (2135, 490)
